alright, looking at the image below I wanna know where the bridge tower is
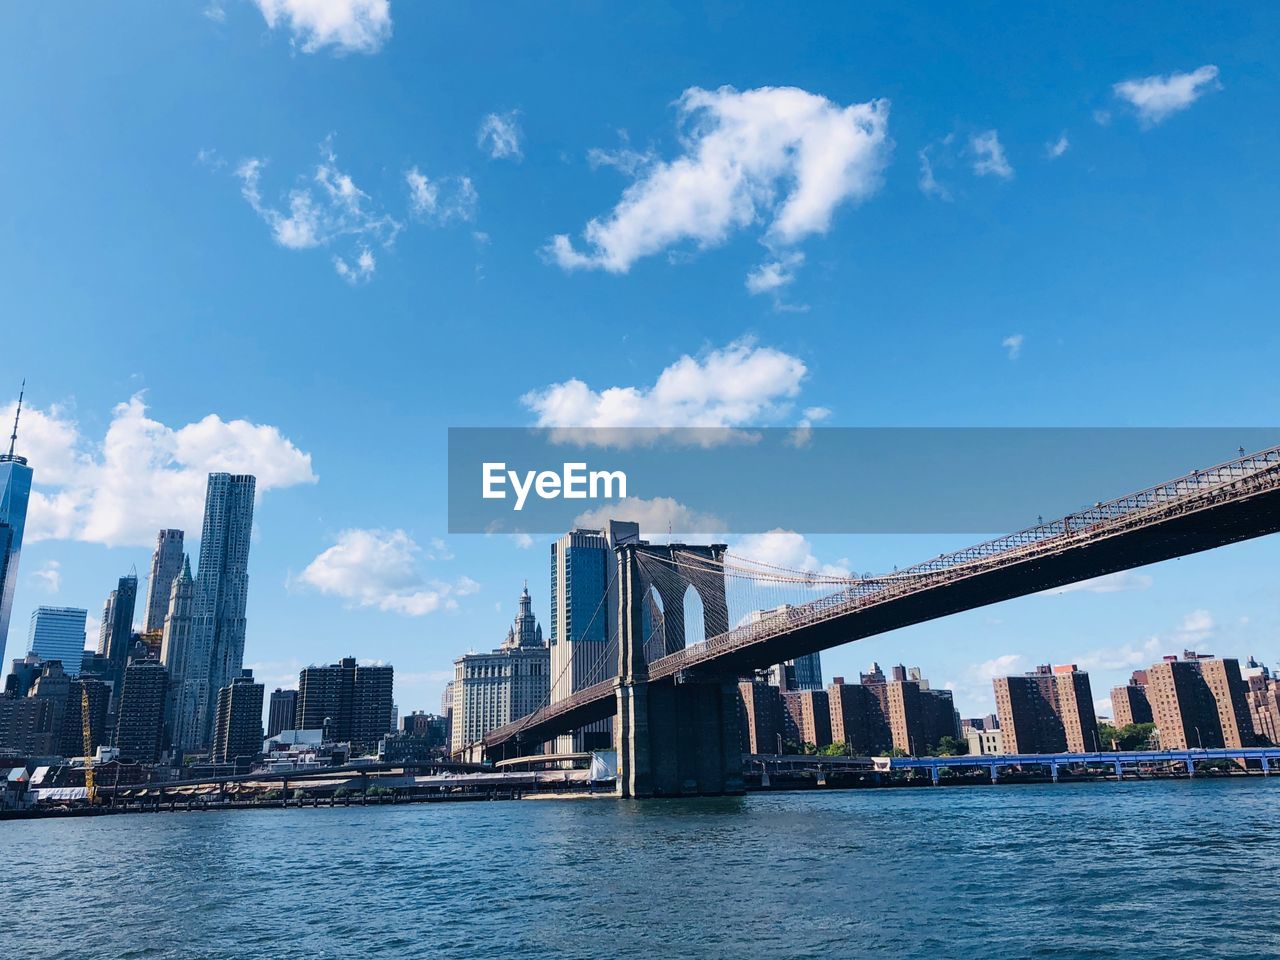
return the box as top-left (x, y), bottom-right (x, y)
top-left (613, 540), bottom-right (744, 798)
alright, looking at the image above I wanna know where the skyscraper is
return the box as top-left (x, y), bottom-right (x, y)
top-left (451, 585), bottom-right (550, 754)
top-left (113, 660), bottom-right (169, 763)
top-left (192, 473), bottom-right (255, 745)
top-left (212, 669), bottom-right (264, 763)
top-left (550, 528), bottom-right (616, 752)
top-left (102, 574), bottom-right (138, 700)
top-left (142, 529), bottom-right (185, 633)
top-left (296, 657), bottom-right (395, 752)
top-left (0, 384), bottom-right (33, 669)
top-left (27, 606), bottom-right (88, 676)
top-left (267, 687), bottom-right (297, 738)
top-left (159, 556), bottom-right (204, 751)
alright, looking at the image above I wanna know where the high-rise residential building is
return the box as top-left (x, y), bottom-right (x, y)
top-left (60, 677), bottom-right (110, 759)
top-left (1200, 658), bottom-right (1254, 749)
top-left (885, 675), bottom-right (958, 755)
top-left (101, 574), bottom-right (138, 700)
top-left (994, 664), bottom-right (1098, 754)
top-left (296, 657), bottom-right (395, 751)
top-left (267, 688), bottom-right (298, 738)
top-left (1111, 682), bottom-right (1154, 728)
top-left (1146, 655), bottom-right (1254, 750)
top-left (142, 529), bottom-right (185, 633)
top-left (113, 660), bottom-right (169, 763)
top-left (26, 607), bottom-right (88, 676)
top-left (827, 679), bottom-right (892, 755)
top-left (0, 386), bottom-right (33, 669)
top-left (550, 528), bottom-right (614, 753)
top-left (782, 689), bottom-right (831, 749)
top-left (738, 679), bottom-right (784, 754)
top-left (212, 669), bottom-right (264, 763)
top-left (192, 473), bottom-right (255, 745)
top-left (1052, 664), bottom-right (1100, 753)
top-left (452, 585), bottom-right (550, 754)
top-left (0, 694), bottom-right (58, 755)
top-left (1241, 658), bottom-right (1280, 744)
top-left (159, 556), bottom-right (205, 752)
top-left (28, 658), bottom-right (71, 747)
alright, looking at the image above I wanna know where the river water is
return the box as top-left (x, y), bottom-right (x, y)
top-left (4, 779), bottom-right (1278, 959)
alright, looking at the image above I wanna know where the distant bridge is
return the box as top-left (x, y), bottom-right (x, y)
top-left (481, 444), bottom-right (1280, 796)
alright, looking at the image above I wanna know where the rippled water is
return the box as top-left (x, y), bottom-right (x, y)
top-left (4, 780), bottom-right (1279, 959)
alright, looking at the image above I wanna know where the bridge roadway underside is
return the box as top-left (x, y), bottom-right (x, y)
top-left (489, 485), bottom-right (1280, 764)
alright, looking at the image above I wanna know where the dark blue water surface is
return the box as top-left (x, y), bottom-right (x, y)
top-left (4, 780), bottom-right (1279, 959)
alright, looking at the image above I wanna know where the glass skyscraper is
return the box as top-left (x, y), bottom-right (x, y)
top-left (193, 473), bottom-right (256, 746)
top-left (0, 391), bottom-right (33, 669)
top-left (27, 606), bottom-right (88, 675)
top-left (142, 528), bottom-right (185, 634)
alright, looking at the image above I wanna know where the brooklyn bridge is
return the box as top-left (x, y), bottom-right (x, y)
top-left (474, 444), bottom-right (1280, 797)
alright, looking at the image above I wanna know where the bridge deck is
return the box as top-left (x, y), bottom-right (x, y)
top-left (483, 446), bottom-right (1280, 754)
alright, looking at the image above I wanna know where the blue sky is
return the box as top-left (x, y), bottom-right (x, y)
top-left (2, 2), bottom-right (1279, 719)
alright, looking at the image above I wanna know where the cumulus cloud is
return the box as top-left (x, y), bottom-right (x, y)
top-left (970, 130), bottom-right (1013, 179)
top-left (477, 111), bottom-right (523, 161)
top-left (236, 139), bottom-right (401, 281)
top-left (547, 85), bottom-right (890, 290)
top-left (405, 167), bottom-right (478, 223)
top-left (297, 529), bottom-right (478, 616)
top-left (521, 338), bottom-right (807, 434)
top-left (1113, 65), bottom-right (1220, 126)
top-left (1001, 334), bottom-right (1024, 360)
top-left (573, 497), bottom-right (727, 540)
top-left (4, 394), bottom-right (316, 548)
top-left (745, 251), bottom-right (806, 296)
top-left (1046, 134), bottom-right (1070, 159)
top-left (254, 0), bottom-right (392, 55)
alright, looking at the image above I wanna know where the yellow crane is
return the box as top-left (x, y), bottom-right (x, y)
top-left (82, 684), bottom-right (96, 804)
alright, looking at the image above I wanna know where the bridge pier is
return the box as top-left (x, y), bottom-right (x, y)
top-left (614, 542), bottom-right (744, 798)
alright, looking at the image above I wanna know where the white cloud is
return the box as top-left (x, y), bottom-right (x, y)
top-left (522, 337), bottom-right (807, 432)
top-left (333, 246), bottom-right (376, 284)
top-left (943, 653), bottom-right (1027, 714)
top-left (510, 533), bottom-right (534, 549)
top-left (1178, 608), bottom-right (1214, 640)
top-left (1113, 65), bottom-right (1220, 126)
top-left (32, 560), bottom-right (61, 594)
top-left (297, 528), bottom-right (478, 616)
top-left (547, 85), bottom-right (890, 291)
top-left (970, 130), bottom-right (1013, 179)
top-left (587, 134), bottom-right (655, 177)
top-left (253, 0), bottom-right (392, 55)
top-left (1046, 134), bottom-right (1070, 159)
top-left (5, 394), bottom-right (316, 548)
top-left (1073, 636), bottom-right (1162, 672)
top-left (236, 139), bottom-right (401, 282)
top-left (1001, 334), bottom-right (1024, 360)
top-left (728, 530), bottom-right (851, 581)
top-left (917, 146), bottom-right (950, 200)
top-left (1043, 571), bottom-right (1153, 595)
top-left (477, 111), bottom-right (523, 161)
top-left (745, 251), bottom-right (805, 296)
top-left (574, 497), bottom-right (727, 540)
top-left (404, 167), bottom-right (477, 223)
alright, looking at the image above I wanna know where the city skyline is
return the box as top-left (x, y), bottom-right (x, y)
top-left (4, 4), bottom-right (1280, 723)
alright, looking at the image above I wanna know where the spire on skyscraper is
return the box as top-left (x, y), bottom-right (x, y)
top-left (3, 380), bottom-right (25, 464)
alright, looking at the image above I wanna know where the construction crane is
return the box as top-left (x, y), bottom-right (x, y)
top-left (82, 685), bottom-right (96, 804)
